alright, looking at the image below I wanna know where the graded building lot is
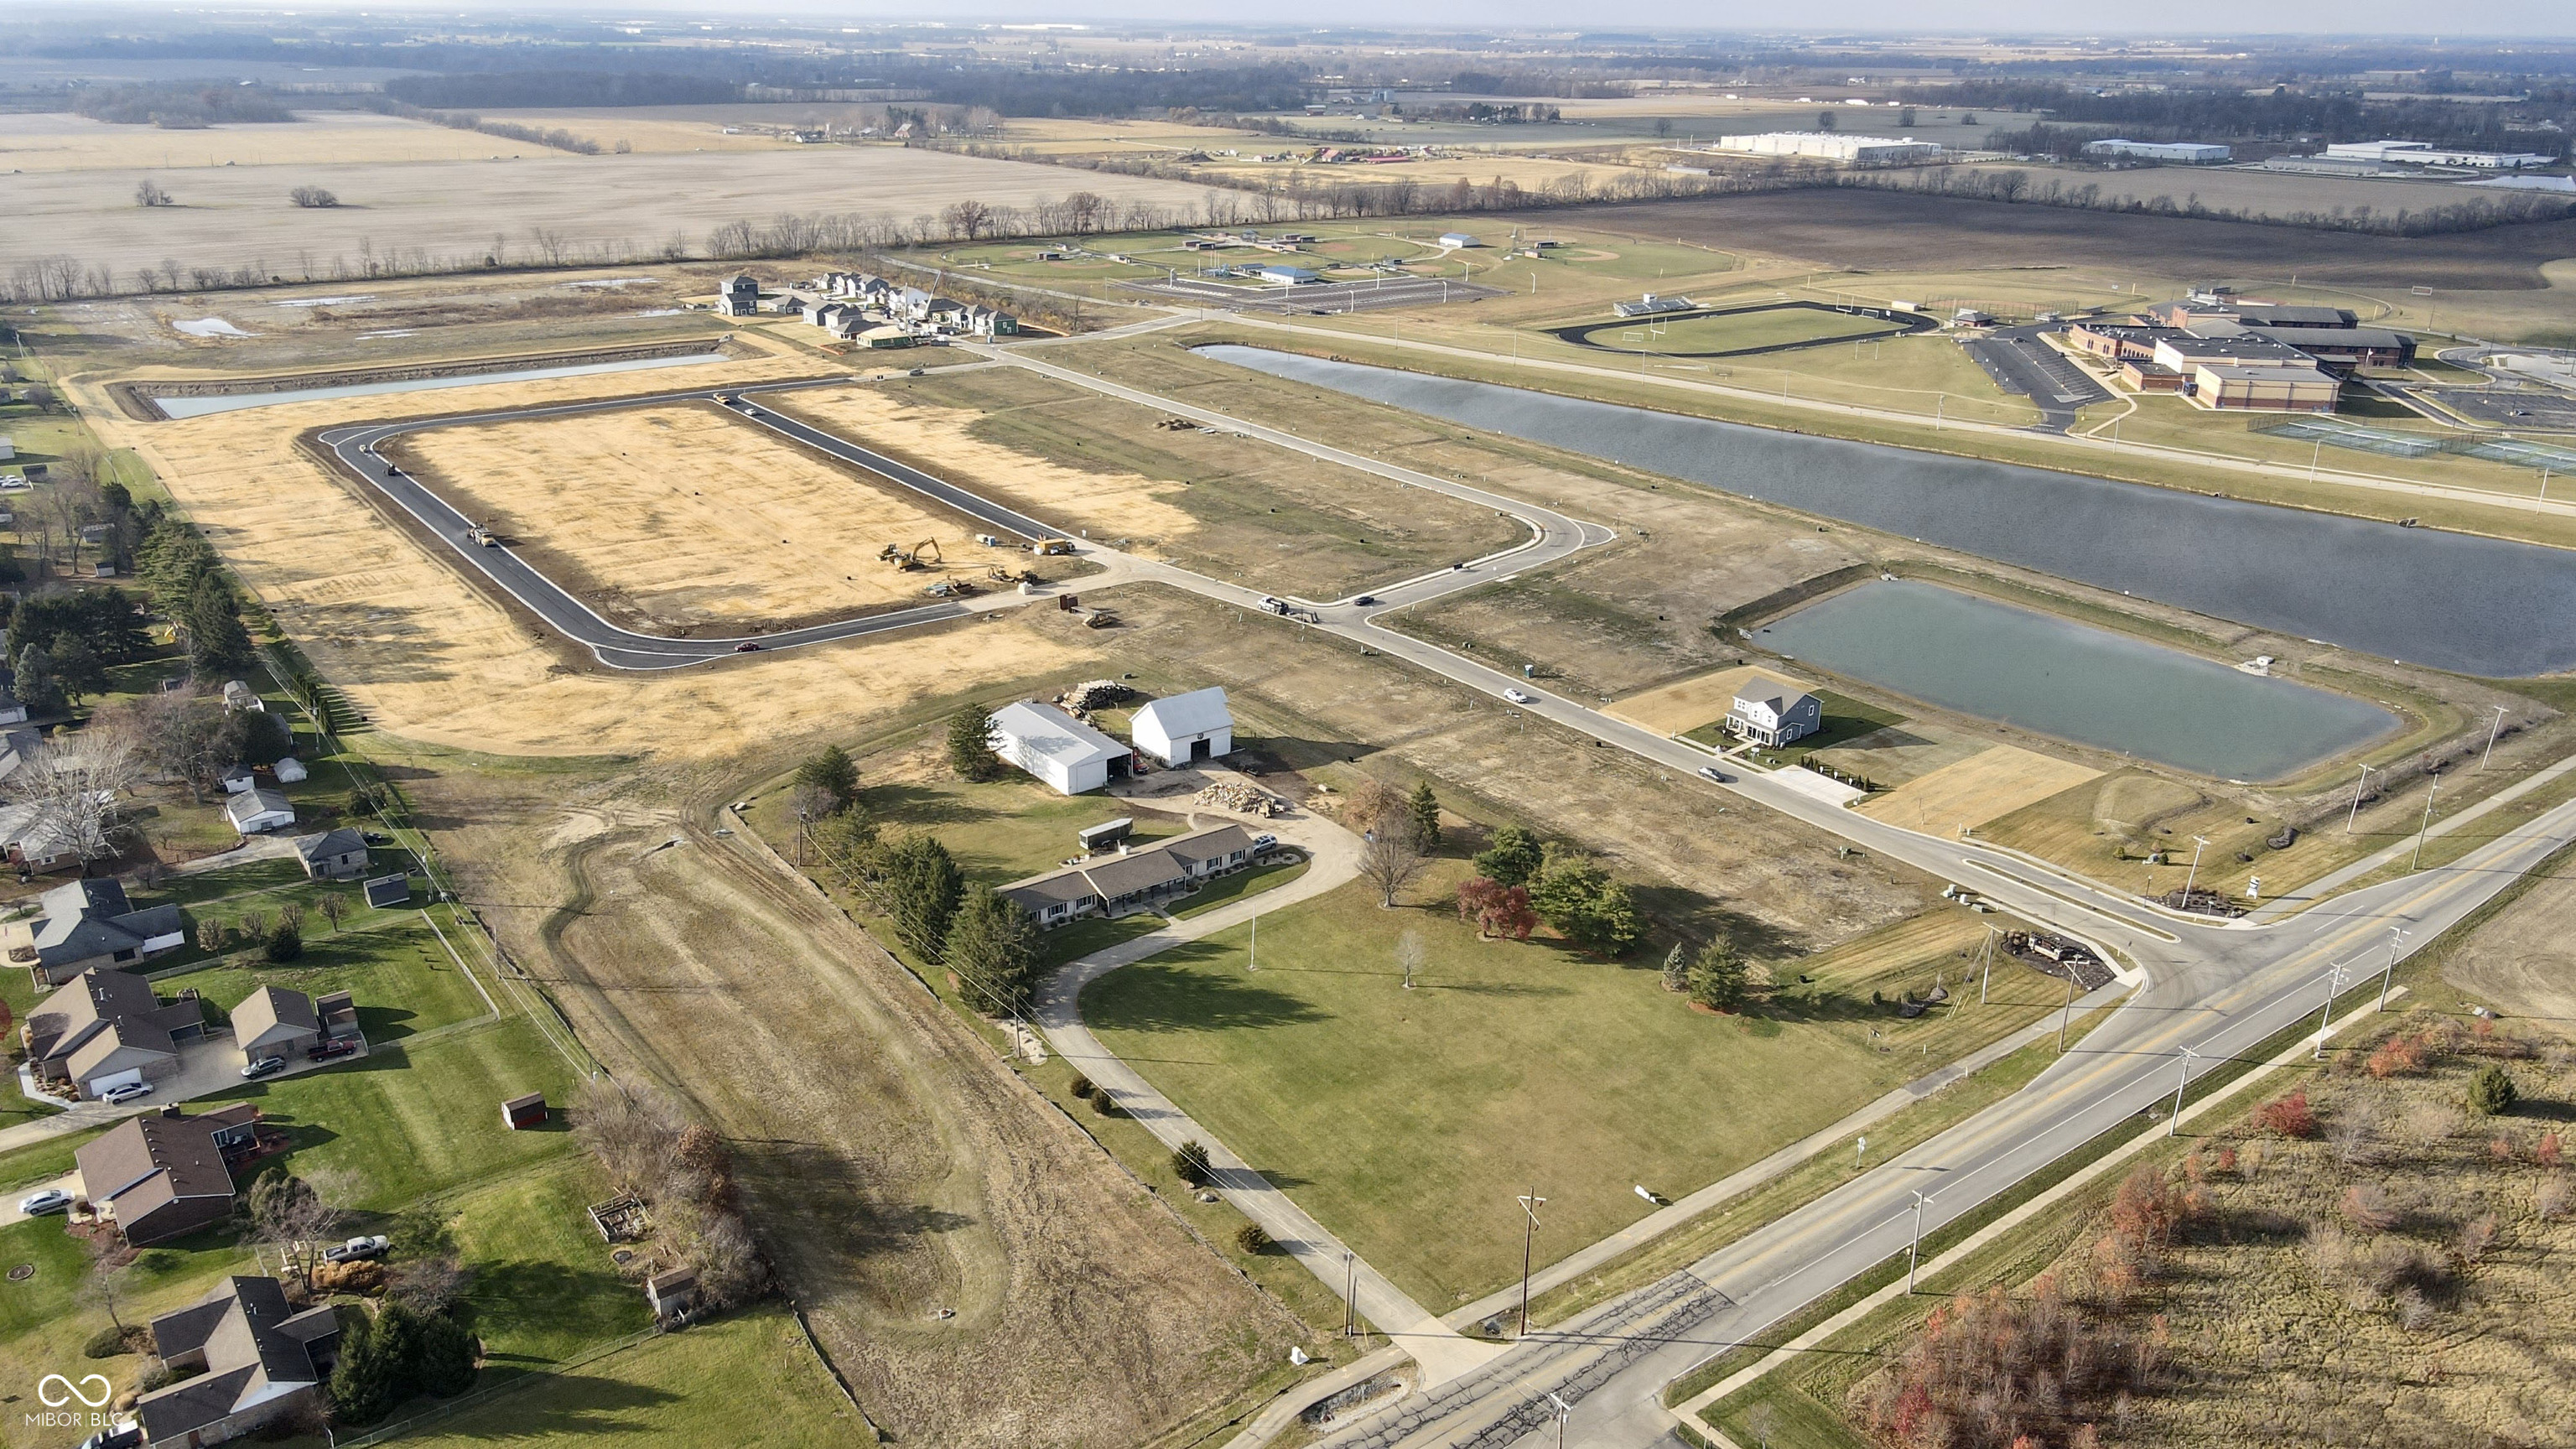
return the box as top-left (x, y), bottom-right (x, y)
top-left (3, 144), bottom-right (1227, 293)
top-left (772, 364), bottom-right (1530, 600)
top-left (2441, 850), bottom-right (2576, 1022)
top-left (1855, 745), bottom-right (2107, 836)
top-left (1603, 664), bottom-right (1801, 736)
top-left (384, 400), bottom-right (992, 634)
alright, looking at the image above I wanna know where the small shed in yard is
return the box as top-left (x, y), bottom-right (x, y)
top-left (218, 763), bottom-right (255, 794)
top-left (273, 756), bottom-right (309, 784)
top-left (1077, 818), bottom-right (1134, 852)
top-left (1131, 687), bottom-right (1233, 767)
top-left (501, 1092), bottom-right (548, 1130)
top-left (315, 989), bottom-right (359, 1040)
top-left (225, 788), bottom-right (294, 835)
top-left (646, 1267), bottom-right (699, 1321)
top-left (364, 873), bottom-right (412, 910)
top-left (990, 701), bottom-right (1129, 796)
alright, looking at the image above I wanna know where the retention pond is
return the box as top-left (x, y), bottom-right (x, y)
top-left (1761, 579), bottom-right (2397, 780)
top-left (148, 351), bottom-right (729, 418)
top-left (1200, 345), bottom-right (2576, 677)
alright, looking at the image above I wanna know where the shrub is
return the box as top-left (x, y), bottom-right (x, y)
top-left (289, 184), bottom-right (340, 208)
top-left (1234, 1222), bottom-right (1271, 1254)
top-left (2467, 1064), bottom-right (2519, 1116)
top-left (1089, 1090), bottom-right (1119, 1118)
top-left (2340, 1183), bottom-right (2400, 1233)
top-left (264, 922), bottom-right (304, 963)
top-left (1068, 1075), bottom-right (1094, 1099)
top-left (82, 1326), bottom-right (129, 1358)
top-left (2538, 1131), bottom-right (2563, 1168)
top-left (1171, 1140), bottom-right (1213, 1187)
top-left (2257, 1089), bottom-right (2315, 1139)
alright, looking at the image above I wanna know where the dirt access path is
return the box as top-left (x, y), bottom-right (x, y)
top-left (440, 763), bottom-right (1302, 1447)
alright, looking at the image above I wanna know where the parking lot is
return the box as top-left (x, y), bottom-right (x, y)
top-left (1118, 273), bottom-right (1504, 314)
top-left (2408, 384), bottom-right (2576, 432)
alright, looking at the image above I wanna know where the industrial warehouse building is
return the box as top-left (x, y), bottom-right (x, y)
top-left (1708, 132), bottom-right (1942, 164)
top-left (2322, 139), bottom-right (2555, 169)
top-left (2081, 138), bottom-right (2231, 164)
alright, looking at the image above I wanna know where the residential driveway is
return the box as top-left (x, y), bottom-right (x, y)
top-left (0, 1031), bottom-right (368, 1155)
top-left (1030, 802), bottom-right (1507, 1389)
top-left (171, 832), bottom-right (303, 875)
top-left (0, 1171), bottom-right (82, 1228)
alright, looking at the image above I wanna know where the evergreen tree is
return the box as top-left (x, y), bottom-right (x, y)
top-left (187, 575), bottom-right (256, 678)
top-left (1471, 824), bottom-right (1545, 886)
top-left (264, 922), bottom-right (304, 963)
top-left (1687, 943), bottom-right (1748, 1011)
top-left (943, 885), bottom-right (1040, 1015)
top-left (1661, 942), bottom-right (1690, 994)
top-left (1406, 782), bottom-right (1442, 854)
top-left (794, 744), bottom-right (861, 812)
top-left (883, 835), bottom-right (964, 964)
top-left (328, 1310), bottom-right (399, 1425)
top-left (946, 703), bottom-right (1001, 782)
top-left (52, 638), bottom-right (106, 705)
top-left (12, 643), bottom-right (64, 716)
top-left (2468, 1063), bottom-right (2520, 1116)
top-left (1529, 844), bottom-right (1641, 956)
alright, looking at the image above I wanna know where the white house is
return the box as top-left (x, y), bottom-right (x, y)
top-left (225, 787), bottom-right (295, 835)
top-left (1727, 675), bottom-right (1823, 748)
top-left (989, 701), bottom-right (1129, 796)
top-left (1130, 687), bottom-right (1234, 767)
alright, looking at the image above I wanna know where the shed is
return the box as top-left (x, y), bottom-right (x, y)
top-left (218, 763), bottom-right (256, 794)
top-left (225, 787), bottom-right (295, 835)
top-left (501, 1093), bottom-right (548, 1130)
top-left (1130, 687), bottom-right (1233, 767)
top-left (314, 989), bottom-right (359, 1040)
top-left (273, 756), bottom-right (309, 784)
top-left (363, 873), bottom-right (413, 910)
top-left (0, 438), bottom-right (12, 461)
top-left (989, 701), bottom-right (1129, 796)
top-left (1438, 231), bottom-right (1481, 248)
top-left (645, 1266), bottom-right (699, 1321)
top-left (293, 827), bottom-right (369, 880)
top-left (1077, 817), bottom-right (1134, 852)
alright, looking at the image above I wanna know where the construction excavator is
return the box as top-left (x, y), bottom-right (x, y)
top-left (878, 538), bottom-right (943, 570)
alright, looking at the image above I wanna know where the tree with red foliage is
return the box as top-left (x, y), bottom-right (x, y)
top-left (2257, 1088), bottom-right (2316, 1139)
top-left (1453, 875), bottom-right (1537, 940)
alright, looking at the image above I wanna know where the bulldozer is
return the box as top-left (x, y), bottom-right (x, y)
top-left (987, 564), bottom-right (1033, 585)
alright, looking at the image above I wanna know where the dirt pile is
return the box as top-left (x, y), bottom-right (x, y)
top-left (1197, 779), bottom-right (1285, 817)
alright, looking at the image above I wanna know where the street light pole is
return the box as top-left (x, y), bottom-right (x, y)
top-left (1907, 1190), bottom-right (1935, 1292)
top-left (2057, 969), bottom-right (2076, 1052)
top-left (2480, 705), bottom-right (2510, 770)
top-left (1516, 1190), bottom-right (1546, 1337)
top-left (2412, 774), bottom-right (2441, 870)
top-left (2345, 763), bottom-right (2376, 833)
top-left (2166, 1046), bottom-right (2200, 1137)
top-left (2378, 926), bottom-right (2407, 1010)
top-left (2182, 834), bottom-right (2210, 903)
top-left (2314, 963), bottom-right (2350, 1060)
top-left (1979, 925), bottom-right (1999, 1005)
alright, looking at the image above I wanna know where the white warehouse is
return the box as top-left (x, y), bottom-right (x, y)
top-left (2082, 138), bottom-right (2231, 164)
top-left (1130, 687), bottom-right (1234, 767)
top-left (990, 701), bottom-right (1130, 795)
top-left (1707, 132), bottom-right (1942, 164)
top-left (2323, 140), bottom-right (2555, 169)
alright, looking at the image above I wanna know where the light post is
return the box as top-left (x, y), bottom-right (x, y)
top-left (2166, 1046), bottom-right (2200, 1137)
top-left (2314, 962), bottom-right (2350, 1060)
top-left (2057, 968), bottom-right (2077, 1052)
top-left (1907, 1189), bottom-right (1935, 1292)
top-left (2181, 834), bottom-right (2210, 905)
top-left (2346, 762), bottom-right (2377, 833)
top-left (1978, 924), bottom-right (2000, 1005)
top-left (2412, 773), bottom-right (2442, 870)
top-left (1516, 1190), bottom-right (1546, 1337)
top-left (2480, 705), bottom-right (2510, 770)
top-left (2378, 926), bottom-right (2407, 1011)
top-left (1545, 1391), bottom-right (1571, 1449)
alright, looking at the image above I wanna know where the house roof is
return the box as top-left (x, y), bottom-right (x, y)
top-left (1732, 673), bottom-right (1816, 713)
top-left (28, 878), bottom-right (179, 966)
top-left (1165, 823), bottom-right (1255, 869)
top-left (226, 788), bottom-right (293, 826)
top-left (76, 1104), bottom-right (258, 1214)
top-left (232, 985), bottom-right (319, 1043)
top-left (999, 872), bottom-right (1102, 914)
top-left (293, 827), bottom-right (366, 863)
top-left (1078, 849), bottom-right (1190, 899)
top-left (26, 967), bottom-right (190, 1066)
top-left (990, 701), bottom-right (1127, 771)
top-left (1133, 687), bottom-right (1231, 741)
top-left (138, 1276), bottom-right (335, 1442)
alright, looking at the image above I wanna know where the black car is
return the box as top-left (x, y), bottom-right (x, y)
top-left (1352, 595), bottom-right (1378, 607)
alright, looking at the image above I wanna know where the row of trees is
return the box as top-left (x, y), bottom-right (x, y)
top-left (1834, 160), bottom-right (2576, 237)
top-left (133, 515), bottom-right (261, 679)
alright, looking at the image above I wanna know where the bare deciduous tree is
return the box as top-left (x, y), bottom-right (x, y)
top-left (247, 1166), bottom-right (359, 1280)
top-left (1, 730), bottom-right (140, 866)
top-left (1397, 930), bottom-right (1423, 989)
top-left (314, 892), bottom-right (349, 932)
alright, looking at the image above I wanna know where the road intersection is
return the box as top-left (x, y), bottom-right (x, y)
top-left (311, 345), bottom-right (2576, 1449)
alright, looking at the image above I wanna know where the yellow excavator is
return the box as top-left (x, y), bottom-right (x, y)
top-left (879, 538), bottom-right (944, 570)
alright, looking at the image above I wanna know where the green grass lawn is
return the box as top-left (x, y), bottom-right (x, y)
top-left (1037, 911), bottom-right (1169, 969)
top-left (207, 1017), bottom-right (580, 1212)
top-left (0, 1130), bottom-right (101, 1194)
top-left (388, 1305), bottom-right (862, 1449)
top-left (1597, 306), bottom-right (1905, 356)
top-left (1171, 858), bottom-right (1311, 919)
top-left (849, 771), bottom-right (1186, 888)
top-left (445, 1159), bottom-right (652, 1368)
top-left (166, 914), bottom-right (490, 1043)
top-left (1082, 875), bottom-right (2064, 1308)
top-left (1684, 691), bottom-right (1909, 767)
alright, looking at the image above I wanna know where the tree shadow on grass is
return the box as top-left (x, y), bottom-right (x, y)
top-left (1083, 958), bottom-right (1331, 1036)
top-left (859, 782), bottom-right (990, 828)
top-left (1629, 886), bottom-right (1805, 964)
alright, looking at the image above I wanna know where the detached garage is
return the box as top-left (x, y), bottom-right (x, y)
top-left (990, 702), bottom-right (1130, 796)
top-left (1130, 688), bottom-right (1233, 767)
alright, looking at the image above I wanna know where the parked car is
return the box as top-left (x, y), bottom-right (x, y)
top-left (18, 1187), bottom-right (73, 1216)
top-left (241, 1056), bottom-right (288, 1080)
top-left (363, 831), bottom-right (392, 845)
top-left (1697, 766), bottom-right (1732, 784)
top-left (324, 1235), bottom-right (389, 1265)
top-left (1502, 688), bottom-right (1535, 705)
top-left (97, 1082), bottom-right (153, 1106)
top-left (308, 1039), bottom-right (359, 1063)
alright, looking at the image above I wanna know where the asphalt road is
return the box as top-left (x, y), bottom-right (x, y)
top-left (1961, 324), bottom-right (2110, 432)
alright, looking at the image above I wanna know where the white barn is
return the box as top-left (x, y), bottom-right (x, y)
top-left (990, 702), bottom-right (1129, 795)
top-left (1130, 687), bottom-right (1233, 767)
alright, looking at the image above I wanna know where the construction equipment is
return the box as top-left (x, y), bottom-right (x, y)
top-left (987, 564), bottom-right (1032, 584)
top-left (1082, 609), bottom-right (1119, 629)
top-left (1029, 539), bottom-right (1076, 557)
top-left (923, 579), bottom-right (977, 599)
top-left (463, 523), bottom-right (499, 548)
top-left (880, 538), bottom-right (944, 570)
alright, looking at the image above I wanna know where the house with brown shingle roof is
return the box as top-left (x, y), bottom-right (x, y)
top-left (231, 985), bottom-right (320, 1066)
top-left (76, 1103), bottom-right (262, 1245)
top-left (22, 967), bottom-right (206, 1098)
top-left (998, 824), bottom-right (1264, 927)
top-left (138, 1275), bottom-right (341, 1444)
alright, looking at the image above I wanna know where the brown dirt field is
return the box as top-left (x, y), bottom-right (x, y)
top-left (385, 402), bottom-right (981, 633)
top-left (1854, 745), bottom-right (2102, 836)
top-left (0, 110), bottom-right (500, 172)
top-left (420, 760), bottom-right (1306, 1447)
top-left (69, 352), bottom-right (1108, 760)
top-left (2444, 854), bottom-right (2576, 1025)
top-left (1605, 664), bottom-right (1805, 735)
top-left (1556, 189), bottom-right (2576, 293)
